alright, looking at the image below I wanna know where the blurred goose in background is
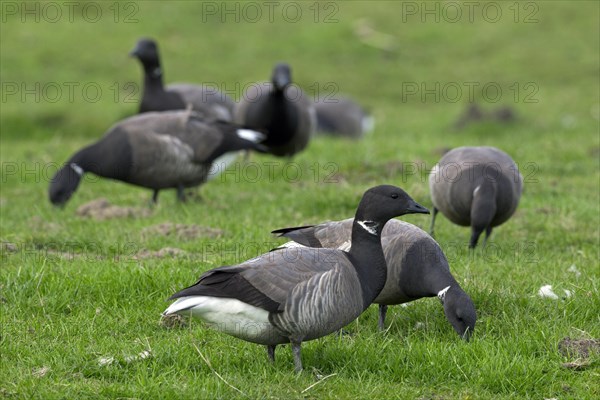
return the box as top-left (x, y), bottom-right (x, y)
top-left (234, 63), bottom-right (316, 157)
top-left (314, 96), bottom-right (374, 139)
top-left (49, 110), bottom-right (265, 206)
top-left (273, 218), bottom-right (476, 339)
top-left (429, 146), bottom-right (523, 248)
top-left (130, 38), bottom-right (234, 121)
top-left (453, 103), bottom-right (516, 130)
top-left (163, 185), bottom-right (429, 372)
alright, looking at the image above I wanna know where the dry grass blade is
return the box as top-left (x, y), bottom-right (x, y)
top-left (300, 373), bottom-right (338, 394)
top-left (193, 343), bottom-right (246, 396)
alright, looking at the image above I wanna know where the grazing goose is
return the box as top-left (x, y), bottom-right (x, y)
top-left (130, 38), bottom-right (235, 121)
top-left (233, 63), bottom-right (316, 157)
top-left (49, 110), bottom-right (265, 206)
top-left (429, 146), bottom-right (523, 248)
top-left (314, 96), bottom-right (374, 139)
top-left (163, 185), bottom-right (429, 372)
top-left (273, 218), bottom-right (476, 339)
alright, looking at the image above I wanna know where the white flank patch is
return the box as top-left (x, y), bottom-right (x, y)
top-left (237, 129), bottom-right (265, 143)
top-left (70, 163), bottom-right (84, 176)
top-left (278, 241), bottom-right (307, 249)
top-left (437, 285), bottom-right (451, 301)
top-left (163, 296), bottom-right (272, 342)
top-left (473, 185), bottom-right (481, 196)
top-left (362, 115), bottom-right (375, 133)
top-left (538, 285), bottom-right (559, 299)
top-left (337, 240), bottom-right (351, 252)
top-left (208, 152), bottom-right (239, 180)
top-left (357, 220), bottom-right (378, 236)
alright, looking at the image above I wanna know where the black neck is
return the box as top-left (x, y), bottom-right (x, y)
top-left (348, 219), bottom-right (388, 308)
top-left (68, 133), bottom-right (132, 181)
top-left (141, 59), bottom-right (165, 91)
top-left (69, 144), bottom-right (98, 174)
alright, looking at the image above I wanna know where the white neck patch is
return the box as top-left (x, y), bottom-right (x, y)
top-left (152, 67), bottom-right (162, 77)
top-left (357, 220), bottom-right (378, 236)
top-left (437, 286), bottom-right (451, 302)
top-left (70, 163), bottom-right (84, 176)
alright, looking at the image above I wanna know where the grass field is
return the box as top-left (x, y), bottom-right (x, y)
top-left (1, 1), bottom-right (599, 398)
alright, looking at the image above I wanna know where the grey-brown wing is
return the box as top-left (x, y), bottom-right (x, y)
top-left (171, 247), bottom-right (350, 313)
top-left (168, 83), bottom-right (234, 121)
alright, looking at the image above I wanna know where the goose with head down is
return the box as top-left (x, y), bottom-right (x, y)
top-left (49, 110), bottom-right (265, 206)
top-left (273, 218), bottom-right (476, 340)
top-left (429, 146), bottom-right (523, 248)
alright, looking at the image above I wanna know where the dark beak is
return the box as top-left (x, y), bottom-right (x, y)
top-left (273, 75), bottom-right (290, 89)
top-left (129, 45), bottom-right (140, 57)
top-left (406, 200), bottom-right (430, 215)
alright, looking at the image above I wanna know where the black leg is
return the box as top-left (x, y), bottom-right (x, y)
top-left (291, 341), bottom-right (303, 373)
top-left (482, 226), bottom-right (493, 248)
top-left (151, 189), bottom-right (159, 204)
top-left (469, 228), bottom-right (483, 249)
top-left (266, 345), bottom-right (276, 363)
top-left (429, 207), bottom-right (439, 237)
top-left (378, 304), bottom-right (388, 331)
top-left (176, 185), bottom-right (186, 202)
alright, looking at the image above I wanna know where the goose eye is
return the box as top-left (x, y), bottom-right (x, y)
top-left (391, 193), bottom-right (399, 199)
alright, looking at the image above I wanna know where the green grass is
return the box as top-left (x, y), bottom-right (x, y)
top-left (1, 1), bottom-right (599, 398)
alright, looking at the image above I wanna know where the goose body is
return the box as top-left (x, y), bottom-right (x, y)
top-left (315, 96), bottom-right (374, 139)
top-left (163, 185), bottom-right (430, 371)
top-left (273, 218), bottom-right (476, 339)
top-left (49, 110), bottom-right (265, 206)
top-left (429, 146), bottom-right (523, 248)
top-left (233, 63), bottom-right (316, 157)
top-left (130, 38), bottom-right (234, 121)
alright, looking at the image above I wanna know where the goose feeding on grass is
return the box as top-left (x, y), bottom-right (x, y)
top-left (49, 110), bottom-right (265, 206)
top-left (314, 96), bottom-right (374, 139)
top-left (130, 38), bottom-right (235, 121)
top-left (429, 146), bottom-right (523, 248)
top-left (233, 63), bottom-right (316, 157)
top-left (273, 218), bottom-right (476, 339)
top-left (163, 185), bottom-right (429, 372)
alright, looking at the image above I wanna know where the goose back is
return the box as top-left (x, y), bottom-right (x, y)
top-left (315, 97), bottom-right (373, 139)
top-left (274, 218), bottom-right (456, 305)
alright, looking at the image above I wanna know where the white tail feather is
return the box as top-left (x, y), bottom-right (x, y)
top-left (237, 129), bottom-right (265, 143)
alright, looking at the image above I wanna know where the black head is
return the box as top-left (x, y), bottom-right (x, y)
top-left (129, 38), bottom-right (160, 64)
top-left (49, 164), bottom-right (83, 207)
top-left (441, 287), bottom-right (477, 340)
top-left (356, 185), bottom-right (430, 224)
top-left (271, 63), bottom-right (292, 91)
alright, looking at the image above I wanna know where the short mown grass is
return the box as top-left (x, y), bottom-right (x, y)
top-left (1, 1), bottom-right (599, 399)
